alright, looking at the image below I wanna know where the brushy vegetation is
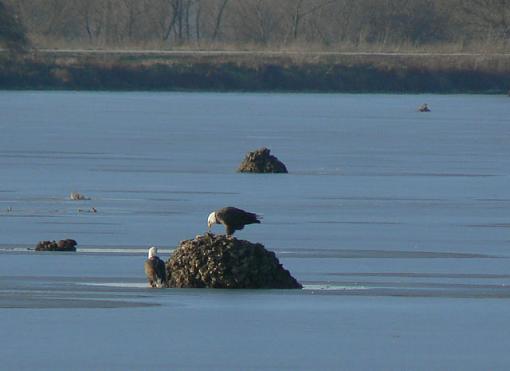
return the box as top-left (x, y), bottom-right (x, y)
top-left (1, 51), bottom-right (509, 93)
top-left (0, 0), bottom-right (29, 52)
top-left (5, 0), bottom-right (510, 51)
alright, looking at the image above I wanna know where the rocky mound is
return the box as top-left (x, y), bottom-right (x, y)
top-left (35, 239), bottom-right (77, 252)
top-left (418, 103), bottom-right (431, 112)
top-left (166, 234), bottom-right (301, 289)
top-left (237, 147), bottom-right (288, 173)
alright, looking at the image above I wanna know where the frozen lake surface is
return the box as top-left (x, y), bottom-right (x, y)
top-left (0, 91), bottom-right (509, 370)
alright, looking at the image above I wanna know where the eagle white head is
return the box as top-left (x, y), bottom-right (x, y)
top-left (207, 211), bottom-right (217, 230)
top-left (148, 246), bottom-right (158, 259)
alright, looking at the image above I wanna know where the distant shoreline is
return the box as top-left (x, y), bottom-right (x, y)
top-left (1, 50), bottom-right (509, 93)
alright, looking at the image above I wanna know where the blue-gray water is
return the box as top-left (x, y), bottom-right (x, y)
top-left (0, 91), bottom-right (509, 370)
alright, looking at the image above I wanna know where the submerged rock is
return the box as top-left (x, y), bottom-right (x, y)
top-left (35, 239), bottom-right (77, 252)
top-left (166, 234), bottom-right (301, 289)
top-left (237, 147), bottom-right (288, 173)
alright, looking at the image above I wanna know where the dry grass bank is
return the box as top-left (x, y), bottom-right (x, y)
top-left (1, 49), bottom-right (509, 93)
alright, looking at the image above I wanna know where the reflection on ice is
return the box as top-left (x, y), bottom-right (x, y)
top-left (80, 282), bottom-right (148, 289)
top-left (78, 282), bottom-right (369, 291)
top-left (303, 284), bottom-right (368, 291)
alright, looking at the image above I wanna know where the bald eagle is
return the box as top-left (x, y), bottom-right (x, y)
top-left (207, 207), bottom-right (261, 236)
top-left (144, 246), bottom-right (167, 288)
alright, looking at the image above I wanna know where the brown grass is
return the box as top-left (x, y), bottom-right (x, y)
top-left (27, 31), bottom-right (510, 55)
top-left (23, 45), bottom-right (510, 76)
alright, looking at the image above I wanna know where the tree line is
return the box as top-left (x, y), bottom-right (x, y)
top-left (3, 0), bottom-right (510, 50)
top-left (0, 1), bottom-right (28, 51)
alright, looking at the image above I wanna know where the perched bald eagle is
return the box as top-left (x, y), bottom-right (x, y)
top-left (207, 207), bottom-right (262, 236)
top-left (144, 246), bottom-right (167, 288)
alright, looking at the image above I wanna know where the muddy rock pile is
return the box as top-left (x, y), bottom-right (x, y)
top-left (237, 147), bottom-right (288, 173)
top-left (166, 234), bottom-right (301, 289)
top-left (35, 239), bottom-right (77, 252)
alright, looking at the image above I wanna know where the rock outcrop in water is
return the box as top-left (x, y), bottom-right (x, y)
top-left (237, 147), bottom-right (288, 173)
top-left (35, 239), bottom-right (77, 252)
top-left (418, 103), bottom-right (431, 112)
top-left (165, 234), bottom-right (301, 289)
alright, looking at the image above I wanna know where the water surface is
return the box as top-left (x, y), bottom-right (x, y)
top-left (0, 92), bottom-right (509, 370)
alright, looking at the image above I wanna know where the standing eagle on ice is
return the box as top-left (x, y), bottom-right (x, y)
top-left (144, 246), bottom-right (167, 288)
top-left (207, 207), bottom-right (262, 236)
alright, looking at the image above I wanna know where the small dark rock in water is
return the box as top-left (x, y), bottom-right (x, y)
top-left (237, 147), bottom-right (288, 173)
top-left (78, 207), bottom-right (97, 213)
top-left (35, 239), bottom-right (77, 252)
top-left (418, 103), bottom-right (431, 112)
top-left (166, 234), bottom-right (301, 289)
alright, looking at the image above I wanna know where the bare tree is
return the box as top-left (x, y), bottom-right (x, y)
top-left (230, 0), bottom-right (286, 45)
top-left (453, 0), bottom-right (510, 41)
top-left (6, 0), bottom-right (510, 49)
top-left (163, 0), bottom-right (180, 41)
top-left (195, 0), bottom-right (202, 42)
top-left (288, 0), bottom-right (335, 41)
top-left (0, 0), bottom-right (29, 51)
top-left (212, 0), bottom-right (229, 41)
